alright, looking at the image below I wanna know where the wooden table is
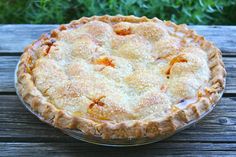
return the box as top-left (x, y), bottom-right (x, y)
top-left (0, 25), bottom-right (236, 156)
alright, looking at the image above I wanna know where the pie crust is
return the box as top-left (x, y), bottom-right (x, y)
top-left (16, 15), bottom-right (226, 139)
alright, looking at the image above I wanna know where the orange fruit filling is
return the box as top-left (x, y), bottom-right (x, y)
top-left (93, 57), bottom-right (115, 67)
top-left (88, 96), bottom-right (106, 109)
top-left (166, 54), bottom-right (187, 75)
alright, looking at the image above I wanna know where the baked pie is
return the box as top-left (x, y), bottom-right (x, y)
top-left (16, 15), bottom-right (226, 139)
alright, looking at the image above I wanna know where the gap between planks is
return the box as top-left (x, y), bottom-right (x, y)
top-left (0, 142), bottom-right (236, 156)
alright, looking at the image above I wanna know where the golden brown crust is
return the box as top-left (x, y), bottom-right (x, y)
top-left (16, 15), bottom-right (226, 139)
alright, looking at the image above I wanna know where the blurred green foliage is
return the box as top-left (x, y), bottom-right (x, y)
top-left (0, 0), bottom-right (236, 24)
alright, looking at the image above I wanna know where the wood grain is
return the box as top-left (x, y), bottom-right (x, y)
top-left (0, 95), bottom-right (236, 143)
top-left (1, 142), bottom-right (236, 156)
top-left (0, 25), bottom-right (235, 55)
top-left (0, 56), bottom-right (234, 93)
top-left (1, 25), bottom-right (236, 156)
top-left (0, 56), bottom-right (18, 92)
top-left (0, 25), bottom-right (57, 53)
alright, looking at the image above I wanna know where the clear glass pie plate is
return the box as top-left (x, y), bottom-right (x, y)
top-left (14, 61), bottom-right (224, 147)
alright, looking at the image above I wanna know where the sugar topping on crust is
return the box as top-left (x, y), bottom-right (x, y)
top-left (16, 15), bottom-right (227, 139)
top-left (29, 19), bottom-right (211, 123)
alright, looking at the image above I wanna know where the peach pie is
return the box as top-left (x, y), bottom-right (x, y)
top-left (16, 15), bottom-right (226, 139)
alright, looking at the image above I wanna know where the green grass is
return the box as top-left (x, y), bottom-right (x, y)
top-left (0, 0), bottom-right (236, 24)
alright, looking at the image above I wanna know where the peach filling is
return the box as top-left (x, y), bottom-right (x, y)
top-left (87, 96), bottom-right (110, 120)
top-left (89, 96), bottom-right (106, 109)
top-left (93, 57), bottom-right (115, 68)
top-left (113, 24), bottom-right (132, 36)
top-left (115, 27), bottom-right (131, 35)
top-left (166, 54), bottom-right (187, 76)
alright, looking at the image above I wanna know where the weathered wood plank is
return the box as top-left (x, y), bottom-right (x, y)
top-left (0, 25), bottom-right (235, 55)
top-left (0, 56), bottom-right (18, 92)
top-left (189, 26), bottom-right (236, 55)
top-left (1, 142), bottom-right (236, 156)
top-left (0, 24), bottom-right (235, 156)
top-left (0, 25), bottom-right (57, 53)
top-left (0, 95), bottom-right (236, 142)
top-left (0, 56), bottom-right (235, 93)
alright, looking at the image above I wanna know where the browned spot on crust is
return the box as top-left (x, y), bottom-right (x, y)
top-left (59, 25), bottom-right (67, 31)
top-left (166, 54), bottom-right (187, 75)
top-left (93, 57), bottom-right (115, 68)
top-left (44, 39), bottom-right (56, 55)
top-left (171, 106), bottom-right (180, 112)
top-left (24, 64), bottom-right (32, 74)
top-left (180, 39), bottom-right (187, 47)
top-left (160, 84), bottom-right (167, 92)
top-left (51, 30), bottom-right (59, 38)
top-left (45, 46), bottom-right (52, 55)
top-left (24, 56), bottom-right (33, 74)
top-left (198, 90), bottom-right (203, 98)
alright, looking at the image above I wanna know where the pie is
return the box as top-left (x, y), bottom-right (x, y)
top-left (16, 15), bottom-right (226, 139)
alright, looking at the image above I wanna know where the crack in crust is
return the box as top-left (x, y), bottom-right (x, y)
top-left (88, 96), bottom-right (106, 109)
top-left (16, 15), bottom-right (226, 139)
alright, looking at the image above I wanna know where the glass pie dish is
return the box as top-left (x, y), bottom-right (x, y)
top-left (15, 15), bottom-right (226, 147)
